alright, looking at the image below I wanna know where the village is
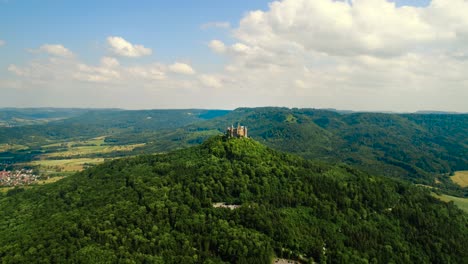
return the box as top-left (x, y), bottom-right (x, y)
top-left (0, 169), bottom-right (39, 187)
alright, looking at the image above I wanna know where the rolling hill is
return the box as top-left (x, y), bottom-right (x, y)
top-left (0, 136), bottom-right (466, 263)
top-left (135, 108), bottom-right (468, 192)
top-left (1, 107), bottom-right (467, 195)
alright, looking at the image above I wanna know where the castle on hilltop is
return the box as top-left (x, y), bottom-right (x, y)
top-left (227, 124), bottom-right (248, 138)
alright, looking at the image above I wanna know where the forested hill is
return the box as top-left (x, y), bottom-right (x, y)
top-left (140, 108), bottom-right (468, 189)
top-left (0, 108), bottom-right (95, 127)
top-left (0, 136), bottom-right (466, 263)
top-left (1, 107), bottom-right (467, 192)
top-left (0, 109), bottom-right (229, 146)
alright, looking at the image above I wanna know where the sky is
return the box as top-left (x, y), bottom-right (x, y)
top-left (1, 0), bottom-right (467, 112)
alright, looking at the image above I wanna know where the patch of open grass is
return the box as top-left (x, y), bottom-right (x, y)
top-left (41, 136), bottom-right (144, 158)
top-left (451, 171), bottom-right (468, 188)
top-left (29, 158), bottom-right (107, 172)
top-left (0, 144), bottom-right (28, 152)
top-left (36, 176), bottom-right (65, 185)
top-left (44, 144), bottom-right (144, 158)
top-left (432, 193), bottom-right (468, 213)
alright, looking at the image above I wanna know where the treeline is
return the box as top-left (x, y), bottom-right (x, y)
top-left (0, 136), bottom-right (466, 263)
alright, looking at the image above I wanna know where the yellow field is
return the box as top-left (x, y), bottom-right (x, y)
top-left (451, 171), bottom-right (468, 188)
top-left (37, 176), bottom-right (65, 185)
top-left (432, 193), bottom-right (468, 213)
top-left (41, 137), bottom-right (144, 158)
top-left (0, 144), bottom-right (28, 152)
top-left (3, 136), bottom-right (143, 185)
top-left (42, 137), bottom-right (106, 148)
top-left (29, 158), bottom-right (106, 172)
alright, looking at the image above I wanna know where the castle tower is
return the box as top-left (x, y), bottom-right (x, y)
top-left (226, 123), bottom-right (248, 138)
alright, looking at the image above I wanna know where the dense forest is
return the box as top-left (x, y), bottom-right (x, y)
top-left (1, 107), bottom-right (467, 195)
top-left (0, 136), bottom-right (466, 263)
top-left (139, 108), bottom-right (468, 193)
top-left (0, 109), bottom-right (229, 146)
top-left (0, 108), bottom-right (95, 127)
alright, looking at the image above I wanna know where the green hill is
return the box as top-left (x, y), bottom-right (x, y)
top-left (0, 109), bottom-right (230, 147)
top-left (0, 108), bottom-right (95, 127)
top-left (0, 136), bottom-right (466, 263)
top-left (1, 107), bottom-right (467, 195)
top-left (138, 108), bottom-right (468, 193)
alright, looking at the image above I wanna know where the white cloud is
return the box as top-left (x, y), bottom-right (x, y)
top-left (127, 65), bottom-right (166, 81)
top-left (100, 57), bottom-right (119, 68)
top-left (107, 36), bottom-right (152, 57)
top-left (208, 40), bottom-right (227, 54)
top-left (294, 79), bottom-right (306, 89)
top-left (169, 62), bottom-right (195, 75)
top-left (0, 39), bottom-right (5, 46)
top-left (201, 21), bottom-right (231, 29)
top-left (201, 0), bottom-right (468, 111)
top-left (73, 56), bottom-right (123, 83)
top-left (234, 0), bottom-right (468, 57)
top-left (39, 44), bottom-right (74, 58)
top-left (231, 43), bottom-right (252, 55)
top-left (4, 0), bottom-right (468, 111)
top-left (199, 74), bottom-right (223, 88)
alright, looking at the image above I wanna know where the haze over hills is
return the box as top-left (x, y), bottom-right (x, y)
top-left (0, 136), bottom-right (466, 263)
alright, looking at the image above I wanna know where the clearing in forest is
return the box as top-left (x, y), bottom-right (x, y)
top-left (451, 171), bottom-right (468, 187)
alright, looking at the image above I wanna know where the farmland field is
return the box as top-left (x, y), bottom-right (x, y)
top-left (0, 144), bottom-right (28, 152)
top-left (28, 158), bottom-right (106, 172)
top-left (41, 137), bottom-right (144, 158)
top-left (451, 171), bottom-right (468, 188)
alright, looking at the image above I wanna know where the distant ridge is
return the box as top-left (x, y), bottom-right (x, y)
top-left (415, 110), bottom-right (466, 114)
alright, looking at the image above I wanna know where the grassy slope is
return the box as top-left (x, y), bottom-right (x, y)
top-left (433, 193), bottom-right (468, 213)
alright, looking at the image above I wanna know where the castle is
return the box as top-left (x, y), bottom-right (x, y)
top-left (226, 124), bottom-right (248, 138)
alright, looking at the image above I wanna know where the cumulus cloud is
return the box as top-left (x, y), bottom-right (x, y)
top-left (230, 43), bottom-right (252, 55)
top-left (8, 64), bottom-right (28, 77)
top-left (73, 58), bottom-right (121, 83)
top-left (169, 62), bottom-right (195, 75)
top-left (100, 57), bottom-right (120, 68)
top-left (39, 44), bottom-right (74, 58)
top-left (107, 36), bottom-right (152, 57)
top-left (208, 40), bottom-right (227, 54)
top-left (201, 0), bottom-right (468, 111)
top-left (234, 0), bottom-right (468, 57)
top-left (199, 74), bottom-right (223, 88)
top-left (127, 64), bottom-right (166, 81)
top-left (294, 79), bottom-right (306, 89)
top-left (4, 0), bottom-right (468, 111)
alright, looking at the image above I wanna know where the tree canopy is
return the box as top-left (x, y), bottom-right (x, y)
top-left (0, 136), bottom-right (466, 263)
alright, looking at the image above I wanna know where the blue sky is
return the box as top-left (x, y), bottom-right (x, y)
top-left (2, 0), bottom-right (467, 112)
top-left (0, 0), bottom-right (430, 64)
top-left (1, 1), bottom-right (269, 67)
